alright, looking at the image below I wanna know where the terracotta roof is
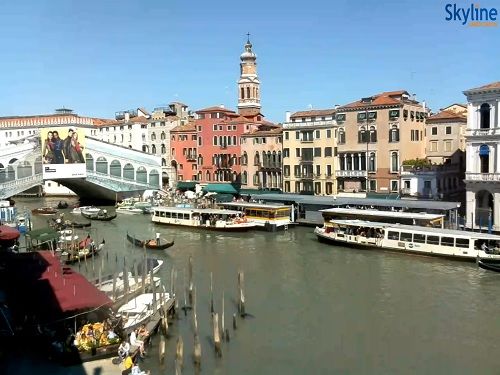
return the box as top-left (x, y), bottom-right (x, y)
top-left (242, 126), bottom-right (283, 137)
top-left (171, 122), bottom-right (196, 132)
top-left (196, 106), bottom-right (236, 114)
top-left (427, 110), bottom-right (467, 123)
top-left (338, 90), bottom-right (415, 110)
top-left (465, 81), bottom-right (500, 93)
top-left (290, 109), bottom-right (336, 118)
top-left (92, 118), bottom-right (115, 126)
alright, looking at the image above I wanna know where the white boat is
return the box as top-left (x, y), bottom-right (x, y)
top-left (152, 207), bottom-right (256, 231)
top-left (314, 219), bottom-right (500, 261)
top-left (118, 291), bottom-right (170, 331)
top-left (98, 273), bottom-right (161, 301)
top-left (72, 206), bottom-right (101, 215)
top-left (218, 202), bottom-right (293, 231)
top-left (116, 206), bottom-right (144, 215)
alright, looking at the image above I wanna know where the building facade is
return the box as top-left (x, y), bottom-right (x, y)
top-left (335, 91), bottom-right (427, 194)
top-left (282, 109), bottom-right (337, 195)
top-left (170, 122), bottom-right (198, 183)
top-left (464, 82), bottom-right (500, 230)
top-left (240, 125), bottom-right (283, 190)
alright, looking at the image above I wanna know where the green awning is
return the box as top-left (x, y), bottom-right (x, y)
top-left (26, 228), bottom-right (59, 242)
top-left (214, 193), bottom-right (234, 202)
top-left (203, 183), bottom-right (238, 194)
top-left (176, 181), bottom-right (198, 190)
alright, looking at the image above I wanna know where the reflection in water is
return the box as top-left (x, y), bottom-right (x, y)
top-left (11, 197), bottom-right (500, 374)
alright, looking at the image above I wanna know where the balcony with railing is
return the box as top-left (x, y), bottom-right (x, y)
top-left (466, 128), bottom-right (500, 137)
top-left (186, 154), bottom-right (196, 161)
top-left (335, 170), bottom-right (368, 178)
top-left (299, 157), bottom-right (314, 164)
top-left (465, 172), bottom-right (500, 182)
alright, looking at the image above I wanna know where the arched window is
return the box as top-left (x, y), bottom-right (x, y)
top-left (161, 144), bottom-right (166, 154)
top-left (480, 144), bottom-right (490, 173)
top-left (480, 103), bottom-right (491, 129)
top-left (206, 171), bottom-right (211, 181)
top-left (338, 128), bottom-right (345, 144)
top-left (246, 87), bottom-right (250, 99)
top-left (241, 87), bottom-right (244, 99)
top-left (389, 125), bottom-right (399, 142)
top-left (198, 154), bottom-right (203, 165)
top-left (253, 173), bottom-right (260, 186)
top-left (391, 152), bottom-right (399, 173)
top-left (277, 151), bottom-right (282, 166)
top-left (151, 132), bottom-right (156, 141)
top-left (242, 171), bottom-right (248, 184)
top-left (370, 126), bottom-right (377, 142)
top-left (160, 132), bottom-right (166, 140)
top-left (242, 151), bottom-right (248, 165)
top-left (232, 154), bottom-right (238, 166)
top-left (162, 158), bottom-right (166, 166)
top-left (254, 152), bottom-right (260, 166)
top-left (152, 145), bottom-right (157, 154)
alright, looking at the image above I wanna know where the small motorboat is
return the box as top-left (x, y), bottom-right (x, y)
top-left (478, 258), bottom-right (500, 273)
top-left (71, 206), bottom-right (101, 215)
top-left (117, 291), bottom-right (170, 331)
top-left (32, 207), bottom-right (58, 216)
top-left (126, 232), bottom-right (174, 250)
top-left (116, 206), bottom-right (144, 215)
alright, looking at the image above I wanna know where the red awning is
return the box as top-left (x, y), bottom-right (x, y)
top-left (36, 251), bottom-right (112, 315)
top-left (0, 225), bottom-right (20, 241)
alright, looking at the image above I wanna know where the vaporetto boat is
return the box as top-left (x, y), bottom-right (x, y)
top-left (218, 202), bottom-right (293, 231)
top-left (152, 207), bottom-right (256, 231)
top-left (314, 219), bottom-right (500, 261)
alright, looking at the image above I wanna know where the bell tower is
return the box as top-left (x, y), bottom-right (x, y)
top-left (237, 34), bottom-right (261, 117)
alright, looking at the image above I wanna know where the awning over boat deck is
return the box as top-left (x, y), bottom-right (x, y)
top-left (26, 228), bottom-right (59, 242)
top-left (176, 181), bottom-right (198, 190)
top-left (203, 183), bottom-right (238, 194)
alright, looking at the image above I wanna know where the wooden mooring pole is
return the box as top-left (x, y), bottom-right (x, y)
top-left (212, 312), bottom-right (222, 357)
top-left (238, 271), bottom-right (245, 317)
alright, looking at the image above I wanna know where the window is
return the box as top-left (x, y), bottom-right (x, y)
top-left (444, 140), bottom-right (452, 152)
top-left (296, 148), bottom-right (301, 157)
top-left (389, 110), bottom-right (400, 119)
top-left (429, 141), bottom-right (438, 152)
top-left (431, 127), bottom-right (437, 135)
top-left (456, 238), bottom-right (469, 248)
top-left (357, 112), bottom-right (367, 122)
top-left (285, 131), bottom-right (289, 140)
top-left (336, 114), bottom-right (346, 122)
top-left (414, 234), bottom-right (426, 243)
top-left (338, 129), bottom-right (346, 144)
top-left (441, 237), bottom-right (454, 247)
top-left (390, 152), bottom-right (399, 173)
top-left (213, 125), bottom-right (217, 131)
top-left (390, 180), bottom-right (399, 192)
top-left (480, 103), bottom-right (491, 129)
top-left (427, 236), bottom-right (439, 245)
top-left (284, 165), bottom-right (290, 177)
top-left (315, 130), bottom-right (320, 139)
top-left (325, 147), bottom-right (332, 157)
top-left (295, 131), bottom-right (300, 140)
top-left (400, 232), bottom-right (412, 242)
top-left (327, 165), bottom-right (332, 176)
top-left (368, 111), bottom-right (377, 121)
top-left (326, 182), bottom-right (333, 195)
top-left (283, 148), bottom-right (290, 158)
top-left (369, 180), bottom-right (377, 192)
top-left (314, 148), bottom-right (321, 157)
top-left (326, 129), bottom-right (331, 138)
top-left (480, 144), bottom-right (490, 173)
top-left (389, 126), bottom-right (399, 142)
top-left (445, 126), bottom-right (452, 135)
top-left (388, 231), bottom-right (399, 240)
top-left (315, 165), bottom-right (321, 176)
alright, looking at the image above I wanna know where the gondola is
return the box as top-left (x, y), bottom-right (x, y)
top-left (126, 232), bottom-right (174, 250)
top-left (478, 258), bottom-right (500, 273)
top-left (63, 239), bottom-right (105, 265)
top-left (32, 207), bottom-right (58, 215)
top-left (81, 211), bottom-right (117, 221)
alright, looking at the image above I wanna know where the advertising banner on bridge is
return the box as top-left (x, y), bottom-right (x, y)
top-left (40, 127), bottom-right (87, 179)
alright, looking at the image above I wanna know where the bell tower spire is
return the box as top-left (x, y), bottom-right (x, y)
top-left (238, 34), bottom-right (261, 117)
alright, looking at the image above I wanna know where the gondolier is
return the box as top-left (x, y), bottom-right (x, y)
top-left (156, 233), bottom-right (160, 246)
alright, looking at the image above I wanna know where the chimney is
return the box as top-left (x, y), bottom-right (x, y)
top-left (334, 104), bottom-right (340, 110)
top-left (124, 112), bottom-right (130, 122)
top-left (422, 101), bottom-right (426, 112)
top-left (220, 104), bottom-right (225, 109)
top-left (285, 111), bottom-right (291, 122)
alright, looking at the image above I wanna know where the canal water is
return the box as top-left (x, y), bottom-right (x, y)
top-left (12, 197), bottom-right (500, 374)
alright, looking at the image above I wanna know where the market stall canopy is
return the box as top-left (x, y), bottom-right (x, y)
top-left (176, 181), bottom-right (198, 190)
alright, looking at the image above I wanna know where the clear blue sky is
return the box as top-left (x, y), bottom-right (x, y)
top-left (0, 0), bottom-right (499, 122)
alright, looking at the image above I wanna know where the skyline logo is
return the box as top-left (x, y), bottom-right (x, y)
top-left (445, 3), bottom-right (498, 27)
